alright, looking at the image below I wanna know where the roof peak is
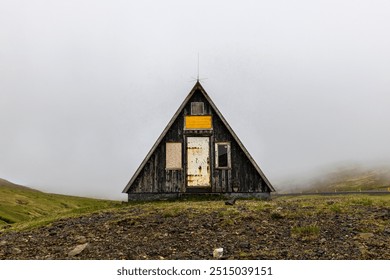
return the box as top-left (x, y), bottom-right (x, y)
top-left (123, 81), bottom-right (275, 193)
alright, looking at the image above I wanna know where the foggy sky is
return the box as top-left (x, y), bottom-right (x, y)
top-left (1, 0), bottom-right (390, 200)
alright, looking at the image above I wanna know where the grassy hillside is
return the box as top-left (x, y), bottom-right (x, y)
top-left (277, 165), bottom-right (390, 193)
top-left (2, 193), bottom-right (390, 259)
top-left (0, 179), bottom-right (121, 231)
top-left (308, 166), bottom-right (390, 192)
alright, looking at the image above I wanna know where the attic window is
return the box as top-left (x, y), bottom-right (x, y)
top-left (191, 102), bottom-right (204, 115)
top-left (215, 142), bottom-right (231, 168)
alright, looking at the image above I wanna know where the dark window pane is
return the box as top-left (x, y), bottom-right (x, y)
top-left (191, 102), bottom-right (204, 115)
top-left (218, 144), bottom-right (228, 167)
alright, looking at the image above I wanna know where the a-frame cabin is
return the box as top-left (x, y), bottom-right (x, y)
top-left (123, 82), bottom-right (275, 200)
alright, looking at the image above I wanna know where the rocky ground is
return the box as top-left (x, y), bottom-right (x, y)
top-left (1, 197), bottom-right (390, 260)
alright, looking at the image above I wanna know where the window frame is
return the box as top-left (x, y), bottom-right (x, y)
top-left (215, 142), bottom-right (231, 169)
top-left (191, 102), bottom-right (205, 115)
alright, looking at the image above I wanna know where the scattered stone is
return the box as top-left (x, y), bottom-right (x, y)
top-left (377, 210), bottom-right (390, 219)
top-left (213, 248), bottom-right (223, 259)
top-left (68, 243), bottom-right (89, 257)
top-left (75, 236), bottom-right (87, 244)
top-left (1, 198), bottom-right (390, 260)
top-left (317, 249), bottom-right (325, 256)
top-left (225, 198), bottom-right (237, 206)
top-left (239, 242), bottom-right (250, 249)
top-left (12, 248), bottom-right (21, 254)
top-left (356, 233), bottom-right (374, 240)
top-left (270, 212), bottom-right (284, 220)
top-left (358, 244), bottom-right (368, 256)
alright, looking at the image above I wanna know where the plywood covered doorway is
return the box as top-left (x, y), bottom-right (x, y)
top-left (187, 137), bottom-right (210, 187)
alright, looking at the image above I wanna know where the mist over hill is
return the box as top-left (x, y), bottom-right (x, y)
top-left (0, 178), bottom-right (40, 192)
top-left (274, 162), bottom-right (390, 193)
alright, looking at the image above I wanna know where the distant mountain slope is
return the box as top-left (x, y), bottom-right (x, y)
top-left (276, 165), bottom-right (390, 193)
top-left (0, 179), bottom-right (120, 229)
top-left (0, 178), bottom-right (39, 192)
top-left (307, 166), bottom-right (390, 192)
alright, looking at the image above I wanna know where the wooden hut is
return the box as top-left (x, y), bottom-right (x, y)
top-left (123, 81), bottom-right (275, 200)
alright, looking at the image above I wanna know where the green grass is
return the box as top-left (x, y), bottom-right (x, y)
top-left (291, 225), bottom-right (320, 237)
top-left (2, 177), bottom-right (390, 236)
top-left (350, 197), bottom-right (374, 206)
top-left (0, 179), bottom-right (122, 231)
top-left (329, 204), bottom-right (342, 213)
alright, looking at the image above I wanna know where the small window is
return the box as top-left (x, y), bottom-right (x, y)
top-left (215, 142), bottom-right (231, 168)
top-left (166, 142), bottom-right (182, 169)
top-left (191, 102), bottom-right (204, 115)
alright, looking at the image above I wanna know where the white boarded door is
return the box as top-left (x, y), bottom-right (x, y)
top-left (187, 137), bottom-right (210, 187)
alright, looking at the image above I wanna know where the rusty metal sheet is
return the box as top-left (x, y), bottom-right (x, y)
top-left (187, 137), bottom-right (210, 187)
top-left (185, 116), bottom-right (212, 129)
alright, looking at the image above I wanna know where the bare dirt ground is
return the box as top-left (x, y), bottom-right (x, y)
top-left (1, 196), bottom-right (389, 260)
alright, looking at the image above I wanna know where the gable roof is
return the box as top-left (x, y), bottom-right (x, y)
top-left (123, 81), bottom-right (275, 193)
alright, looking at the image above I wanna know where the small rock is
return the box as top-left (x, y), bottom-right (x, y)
top-left (239, 242), bottom-right (250, 249)
top-left (53, 246), bottom-right (62, 254)
top-left (0, 240), bottom-right (7, 246)
top-left (225, 198), bottom-right (237, 206)
top-left (12, 247), bottom-right (22, 254)
top-left (318, 249), bottom-right (325, 255)
top-left (213, 248), bottom-right (223, 259)
top-left (377, 210), bottom-right (390, 219)
top-left (356, 233), bottom-right (374, 240)
top-left (320, 238), bottom-right (327, 243)
top-left (75, 235), bottom-right (87, 244)
top-left (358, 244), bottom-right (368, 256)
top-left (68, 243), bottom-right (89, 257)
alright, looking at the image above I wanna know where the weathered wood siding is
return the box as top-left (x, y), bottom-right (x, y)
top-left (128, 88), bottom-right (269, 194)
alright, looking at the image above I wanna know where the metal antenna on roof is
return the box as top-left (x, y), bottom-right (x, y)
top-left (197, 52), bottom-right (200, 82)
top-left (190, 53), bottom-right (207, 83)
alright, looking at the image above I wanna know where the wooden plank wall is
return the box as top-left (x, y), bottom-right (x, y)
top-left (128, 89), bottom-right (269, 194)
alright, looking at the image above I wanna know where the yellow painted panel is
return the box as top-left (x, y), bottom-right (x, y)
top-left (185, 116), bottom-right (212, 129)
